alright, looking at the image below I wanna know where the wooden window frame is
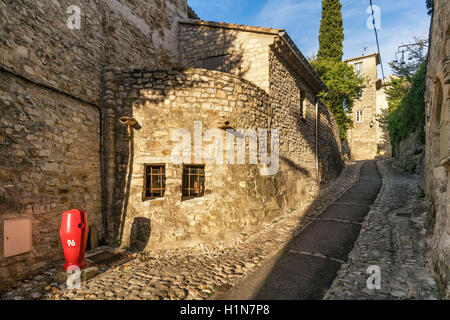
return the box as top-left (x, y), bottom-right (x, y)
top-left (182, 165), bottom-right (205, 200)
top-left (356, 110), bottom-right (363, 122)
top-left (354, 62), bottom-right (363, 77)
top-left (143, 164), bottom-right (166, 200)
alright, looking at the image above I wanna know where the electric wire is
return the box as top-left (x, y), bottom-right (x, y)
top-left (369, 0), bottom-right (386, 84)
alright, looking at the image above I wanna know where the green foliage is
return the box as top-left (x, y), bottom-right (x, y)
top-left (310, 58), bottom-right (365, 140)
top-left (313, 0), bottom-right (363, 140)
top-left (318, 0), bottom-right (344, 62)
top-left (384, 62), bottom-right (426, 146)
top-left (384, 37), bottom-right (427, 147)
top-left (388, 37), bottom-right (428, 78)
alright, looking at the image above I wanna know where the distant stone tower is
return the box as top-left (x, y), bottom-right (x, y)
top-left (345, 53), bottom-right (391, 160)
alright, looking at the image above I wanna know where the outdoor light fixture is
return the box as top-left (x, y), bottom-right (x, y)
top-left (370, 120), bottom-right (374, 128)
top-left (119, 116), bottom-right (137, 126)
top-left (216, 120), bottom-right (233, 130)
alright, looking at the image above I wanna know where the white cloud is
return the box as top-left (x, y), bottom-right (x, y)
top-left (190, 0), bottom-right (431, 76)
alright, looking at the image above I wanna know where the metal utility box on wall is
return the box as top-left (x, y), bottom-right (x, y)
top-left (0, 217), bottom-right (32, 258)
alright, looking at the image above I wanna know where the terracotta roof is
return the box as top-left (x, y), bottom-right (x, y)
top-left (345, 53), bottom-right (380, 64)
top-left (179, 19), bottom-right (284, 35)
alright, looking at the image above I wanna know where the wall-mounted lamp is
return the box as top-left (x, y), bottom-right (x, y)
top-left (119, 116), bottom-right (137, 127)
top-left (216, 120), bottom-right (233, 130)
top-left (370, 120), bottom-right (374, 128)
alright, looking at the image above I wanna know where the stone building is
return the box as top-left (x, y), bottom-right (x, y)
top-left (0, 1), bottom-right (345, 290)
top-left (345, 53), bottom-right (391, 160)
top-left (424, 0), bottom-right (450, 299)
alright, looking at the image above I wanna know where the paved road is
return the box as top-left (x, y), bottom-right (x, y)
top-left (215, 160), bottom-right (382, 300)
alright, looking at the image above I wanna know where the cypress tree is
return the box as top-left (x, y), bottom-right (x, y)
top-left (317, 0), bottom-right (344, 62)
top-left (312, 0), bottom-right (364, 140)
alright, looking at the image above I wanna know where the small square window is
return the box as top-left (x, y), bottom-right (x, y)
top-left (354, 62), bottom-right (363, 77)
top-left (356, 110), bottom-right (363, 122)
top-left (182, 165), bottom-right (205, 198)
top-left (143, 164), bottom-right (166, 199)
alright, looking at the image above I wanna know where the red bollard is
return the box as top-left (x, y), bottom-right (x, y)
top-left (59, 209), bottom-right (89, 271)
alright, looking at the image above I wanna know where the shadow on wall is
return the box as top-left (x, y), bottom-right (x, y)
top-left (108, 29), bottom-right (254, 249)
top-left (107, 28), bottom-right (344, 250)
top-left (270, 50), bottom-right (344, 184)
top-left (375, 110), bottom-right (393, 159)
top-left (180, 23), bottom-right (250, 82)
top-left (280, 156), bottom-right (310, 177)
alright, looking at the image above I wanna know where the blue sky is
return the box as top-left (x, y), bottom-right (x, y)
top-left (188, 0), bottom-right (431, 77)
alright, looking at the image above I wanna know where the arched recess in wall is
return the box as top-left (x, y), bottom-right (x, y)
top-left (431, 80), bottom-right (445, 167)
top-left (437, 24), bottom-right (450, 166)
top-left (444, 24), bottom-right (450, 163)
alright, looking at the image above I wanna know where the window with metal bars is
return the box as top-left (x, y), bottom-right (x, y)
top-left (143, 164), bottom-right (166, 199)
top-left (182, 165), bottom-right (205, 198)
top-left (203, 55), bottom-right (231, 73)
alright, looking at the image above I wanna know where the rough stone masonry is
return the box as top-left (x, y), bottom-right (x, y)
top-left (0, 0), bottom-right (191, 290)
top-left (0, 0), bottom-right (346, 291)
top-left (424, 0), bottom-right (450, 299)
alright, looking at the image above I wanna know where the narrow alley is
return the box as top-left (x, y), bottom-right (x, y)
top-left (0, 160), bottom-right (438, 300)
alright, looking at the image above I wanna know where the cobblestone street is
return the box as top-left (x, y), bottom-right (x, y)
top-left (1, 161), bottom-right (362, 300)
top-left (0, 160), bottom-right (440, 300)
top-left (325, 159), bottom-right (439, 300)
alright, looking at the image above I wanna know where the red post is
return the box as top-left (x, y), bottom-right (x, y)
top-left (59, 209), bottom-right (89, 271)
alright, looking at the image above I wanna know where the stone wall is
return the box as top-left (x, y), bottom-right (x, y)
top-left (179, 21), bottom-right (276, 92)
top-left (424, 0), bottom-right (450, 299)
top-left (0, 0), bottom-right (189, 290)
top-left (0, 70), bottom-right (101, 291)
top-left (104, 67), bottom-right (344, 250)
top-left (318, 102), bottom-right (346, 182)
top-left (376, 86), bottom-right (392, 158)
top-left (346, 54), bottom-right (380, 160)
top-left (393, 130), bottom-right (425, 176)
top-left (0, 0), bottom-right (188, 104)
top-left (268, 49), bottom-right (343, 183)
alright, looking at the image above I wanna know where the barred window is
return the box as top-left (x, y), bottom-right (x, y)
top-left (143, 164), bottom-right (165, 199)
top-left (203, 55), bottom-right (231, 73)
top-left (182, 165), bottom-right (205, 198)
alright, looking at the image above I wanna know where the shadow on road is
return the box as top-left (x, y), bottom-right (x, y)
top-left (216, 160), bottom-right (382, 300)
